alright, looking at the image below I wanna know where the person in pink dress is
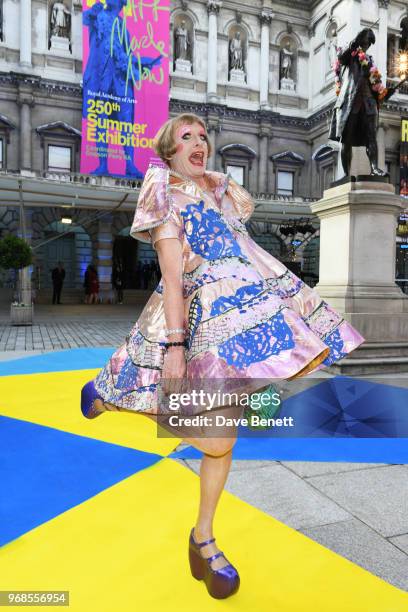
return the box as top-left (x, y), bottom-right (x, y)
top-left (80, 113), bottom-right (364, 599)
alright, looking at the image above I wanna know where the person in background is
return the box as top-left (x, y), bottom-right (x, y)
top-left (112, 260), bottom-right (125, 304)
top-left (51, 261), bottom-right (65, 305)
top-left (84, 264), bottom-right (99, 304)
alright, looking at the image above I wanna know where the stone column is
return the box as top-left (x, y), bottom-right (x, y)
top-left (307, 23), bottom-right (316, 112)
top-left (207, 1), bottom-right (222, 103)
top-left (20, 0), bottom-right (32, 68)
top-left (207, 126), bottom-right (217, 171)
top-left (347, 0), bottom-right (361, 40)
top-left (259, 9), bottom-right (273, 109)
top-left (17, 91), bottom-right (34, 171)
top-left (377, 0), bottom-right (389, 80)
top-left (258, 124), bottom-right (270, 192)
top-left (96, 214), bottom-right (113, 303)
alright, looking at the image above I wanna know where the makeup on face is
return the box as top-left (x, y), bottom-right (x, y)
top-left (170, 122), bottom-right (209, 180)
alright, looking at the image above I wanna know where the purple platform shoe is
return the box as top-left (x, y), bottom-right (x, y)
top-left (81, 380), bottom-right (106, 419)
top-left (189, 527), bottom-right (240, 599)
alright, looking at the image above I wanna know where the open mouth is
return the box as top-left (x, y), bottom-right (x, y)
top-left (189, 151), bottom-right (205, 166)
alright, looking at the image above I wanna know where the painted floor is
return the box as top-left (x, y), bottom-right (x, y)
top-left (0, 349), bottom-right (407, 610)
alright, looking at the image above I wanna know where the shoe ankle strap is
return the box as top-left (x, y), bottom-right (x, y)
top-left (205, 551), bottom-right (224, 563)
top-left (197, 537), bottom-right (215, 548)
top-left (191, 528), bottom-right (215, 548)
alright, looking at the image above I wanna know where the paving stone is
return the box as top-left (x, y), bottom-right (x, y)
top-left (183, 458), bottom-right (278, 475)
top-left (307, 465), bottom-right (408, 537)
top-left (389, 534), bottom-right (408, 555)
top-left (300, 518), bottom-right (408, 592)
top-left (281, 461), bottom-right (389, 478)
top-left (223, 463), bottom-right (351, 530)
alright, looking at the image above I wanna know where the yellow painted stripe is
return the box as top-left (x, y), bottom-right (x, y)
top-left (1, 459), bottom-right (406, 611)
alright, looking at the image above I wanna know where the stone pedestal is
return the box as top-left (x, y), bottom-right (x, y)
top-left (311, 179), bottom-right (408, 373)
top-left (280, 77), bottom-right (295, 91)
top-left (229, 68), bottom-right (246, 85)
top-left (11, 304), bottom-right (33, 326)
top-left (175, 58), bottom-right (192, 73)
top-left (49, 35), bottom-right (70, 53)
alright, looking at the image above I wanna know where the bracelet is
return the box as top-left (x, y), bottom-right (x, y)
top-left (163, 340), bottom-right (188, 351)
top-left (165, 327), bottom-right (186, 336)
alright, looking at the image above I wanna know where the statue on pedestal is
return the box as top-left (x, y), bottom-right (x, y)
top-left (280, 43), bottom-right (293, 80)
top-left (174, 18), bottom-right (193, 73)
top-left (50, 1), bottom-right (71, 39)
top-left (329, 28), bottom-right (406, 177)
top-left (229, 31), bottom-right (244, 71)
top-left (174, 20), bottom-right (190, 62)
top-left (279, 41), bottom-right (296, 90)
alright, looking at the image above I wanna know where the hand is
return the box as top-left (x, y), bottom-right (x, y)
top-left (148, 55), bottom-right (162, 69)
top-left (161, 346), bottom-right (187, 396)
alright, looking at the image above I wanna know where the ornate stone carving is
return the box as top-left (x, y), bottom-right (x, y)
top-left (207, 1), bottom-right (221, 16)
top-left (260, 10), bottom-right (273, 26)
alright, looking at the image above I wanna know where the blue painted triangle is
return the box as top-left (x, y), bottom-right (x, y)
top-left (170, 437), bottom-right (408, 463)
top-left (0, 415), bottom-right (163, 546)
top-left (0, 347), bottom-right (116, 377)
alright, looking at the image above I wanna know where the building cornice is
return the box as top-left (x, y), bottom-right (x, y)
top-left (169, 98), bottom-right (334, 129)
top-left (0, 72), bottom-right (82, 98)
top-left (1, 71), bottom-right (408, 128)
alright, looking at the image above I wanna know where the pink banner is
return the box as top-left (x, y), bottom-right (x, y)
top-left (81, 0), bottom-right (169, 178)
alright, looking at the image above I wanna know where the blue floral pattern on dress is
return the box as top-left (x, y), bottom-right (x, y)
top-left (181, 201), bottom-right (243, 260)
top-left (217, 311), bottom-right (295, 369)
top-left (116, 356), bottom-right (139, 389)
top-left (210, 281), bottom-right (264, 316)
top-left (323, 328), bottom-right (348, 366)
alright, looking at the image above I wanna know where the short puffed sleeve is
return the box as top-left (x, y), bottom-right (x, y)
top-left (130, 166), bottom-right (182, 247)
top-left (150, 209), bottom-right (183, 249)
top-left (224, 177), bottom-right (255, 223)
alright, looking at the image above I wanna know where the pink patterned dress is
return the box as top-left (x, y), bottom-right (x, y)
top-left (93, 166), bottom-right (364, 413)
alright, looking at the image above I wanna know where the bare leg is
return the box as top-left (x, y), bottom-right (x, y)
top-left (97, 402), bottom-right (238, 571)
top-left (193, 449), bottom-right (234, 570)
top-left (156, 405), bottom-right (240, 571)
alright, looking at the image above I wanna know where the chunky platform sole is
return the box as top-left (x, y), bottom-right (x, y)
top-left (188, 528), bottom-right (240, 599)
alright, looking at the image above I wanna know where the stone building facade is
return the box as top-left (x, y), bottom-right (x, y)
top-left (0, 0), bottom-right (407, 298)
